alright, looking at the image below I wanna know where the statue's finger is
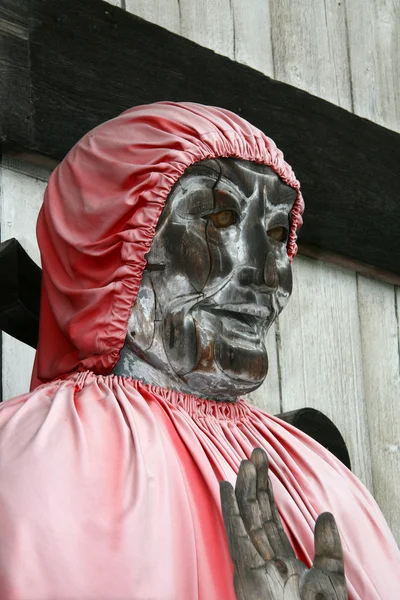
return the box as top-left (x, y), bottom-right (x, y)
top-left (251, 447), bottom-right (295, 558)
top-left (220, 480), bottom-right (265, 571)
top-left (313, 512), bottom-right (345, 576)
top-left (235, 458), bottom-right (277, 561)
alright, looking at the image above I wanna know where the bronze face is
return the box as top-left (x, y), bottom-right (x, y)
top-left (121, 158), bottom-right (296, 400)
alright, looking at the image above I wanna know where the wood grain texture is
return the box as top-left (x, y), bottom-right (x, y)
top-left (2, 155), bottom-right (53, 182)
top-left (299, 241), bottom-right (400, 286)
top-left (229, 0), bottom-right (274, 76)
top-left (2, 332), bottom-right (34, 399)
top-left (0, 160), bottom-right (47, 400)
top-left (357, 277), bottom-right (400, 540)
top-left (125, 0), bottom-right (235, 60)
top-left (346, 0), bottom-right (400, 133)
top-left (124, 0), bottom-right (181, 35)
top-left (345, 0), bottom-right (400, 542)
top-left (267, 0), bottom-right (375, 497)
top-left (278, 257), bottom-right (373, 491)
top-left (0, 0), bottom-right (31, 148)
top-left (125, 0), bottom-right (274, 75)
top-left (247, 321), bottom-right (281, 415)
top-left (179, 0), bottom-right (234, 59)
top-left (126, 0), bottom-right (236, 58)
top-left (397, 287), bottom-right (400, 346)
top-left (269, 0), bottom-right (352, 109)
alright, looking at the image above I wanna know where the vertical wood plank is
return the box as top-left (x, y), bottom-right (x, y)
top-left (268, 0), bottom-right (375, 493)
top-left (1, 159), bottom-right (48, 400)
top-left (357, 277), bottom-right (400, 541)
top-left (247, 321), bottom-right (281, 415)
top-left (2, 332), bottom-right (35, 400)
top-left (124, 0), bottom-right (181, 35)
top-left (346, 0), bottom-right (400, 133)
top-left (269, 0), bottom-right (352, 109)
top-left (346, 0), bottom-right (400, 540)
top-left (278, 257), bottom-right (373, 490)
top-left (397, 287), bottom-right (400, 343)
top-left (229, 0), bottom-right (274, 76)
top-left (125, 1), bottom-right (235, 60)
top-left (179, 0), bottom-right (234, 58)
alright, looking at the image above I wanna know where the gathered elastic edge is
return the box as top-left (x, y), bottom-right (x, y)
top-left (57, 370), bottom-right (253, 423)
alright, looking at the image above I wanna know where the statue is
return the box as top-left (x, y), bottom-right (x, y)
top-left (0, 102), bottom-right (398, 599)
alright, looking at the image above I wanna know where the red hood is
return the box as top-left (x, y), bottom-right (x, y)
top-left (31, 102), bottom-right (304, 389)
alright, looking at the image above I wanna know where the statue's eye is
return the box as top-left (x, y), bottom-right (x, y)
top-left (267, 226), bottom-right (288, 243)
top-left (207, 210), bottom-right (237, 229)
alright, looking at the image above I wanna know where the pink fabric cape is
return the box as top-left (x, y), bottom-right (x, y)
top-left (0, 102), bottom-right (398, 599)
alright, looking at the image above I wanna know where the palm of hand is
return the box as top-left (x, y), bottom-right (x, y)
top-left (220, 448), bottom-right (348, 600)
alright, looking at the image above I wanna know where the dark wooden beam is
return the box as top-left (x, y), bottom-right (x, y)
top-left (0, 239), bottom-right (41, 349)
top-left (0, 0), bottom-right (31, 148)
top-left (1, 0), bottom-right (400, 275)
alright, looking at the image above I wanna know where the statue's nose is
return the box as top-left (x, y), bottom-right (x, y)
top-left (237, 251), bottom-right (278, 291)
top-left (264, 251), bottom-right (279, 289)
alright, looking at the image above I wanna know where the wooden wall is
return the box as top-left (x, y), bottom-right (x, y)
top-left (1, 0), bottom-right (399, 542)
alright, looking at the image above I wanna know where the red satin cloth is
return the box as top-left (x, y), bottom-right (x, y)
top-left (0, 103), bottom-right (398, 598)
top-left (0, 372), bottom-right (398, 599)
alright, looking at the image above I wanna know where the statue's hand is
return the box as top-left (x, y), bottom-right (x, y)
top-left (220, 448), bottom-right (348, 600)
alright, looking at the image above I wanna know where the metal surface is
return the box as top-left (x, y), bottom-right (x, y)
top-left (113, 158), bottom-right (296, 401)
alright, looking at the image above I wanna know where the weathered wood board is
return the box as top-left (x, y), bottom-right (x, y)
top-left (278, 258), bottom-right (373, 490)
top-left (0, 158), bottom-right (48, 399)
top-left (345, 0), bottom-right (400, 539)
top-left (269, 0), bottom-right (352, 110)
top-left (346, 0), bottom-right (400, 134)
top-left (357, 277), bottom-right (400, 538)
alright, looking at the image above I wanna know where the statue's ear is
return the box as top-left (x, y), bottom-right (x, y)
top-left (126, 271), bottom-right (155, 353)
top-left (0, 239), bottom-right (41, 348)
top-left (276, 408), bottom-right (351, 470)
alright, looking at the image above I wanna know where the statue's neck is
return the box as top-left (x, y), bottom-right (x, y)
top-left (113, 343), bottom-right (235, 401)
top-left (113, 344), bottom-right (182, 389)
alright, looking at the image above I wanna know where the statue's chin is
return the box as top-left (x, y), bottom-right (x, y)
top-left (162, 314), bottom-right (269, 401)
top-left (182, 369), bottom-right (266, 401)
top-left (181, 341), bottom-right (268, 401)
top-left (214, 337), bottom-right (268, 383)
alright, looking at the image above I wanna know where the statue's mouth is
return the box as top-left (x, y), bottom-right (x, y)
top-left (209, 303), bottom-right (271, 319)
top-left (202, 304), bottom-right (271, 341)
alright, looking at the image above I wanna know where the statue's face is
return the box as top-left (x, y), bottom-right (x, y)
top-left (128, 158), bottom-right (296, 400)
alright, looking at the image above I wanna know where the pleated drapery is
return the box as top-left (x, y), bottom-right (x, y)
top-left (0, 372), bottom-right (398, 599)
